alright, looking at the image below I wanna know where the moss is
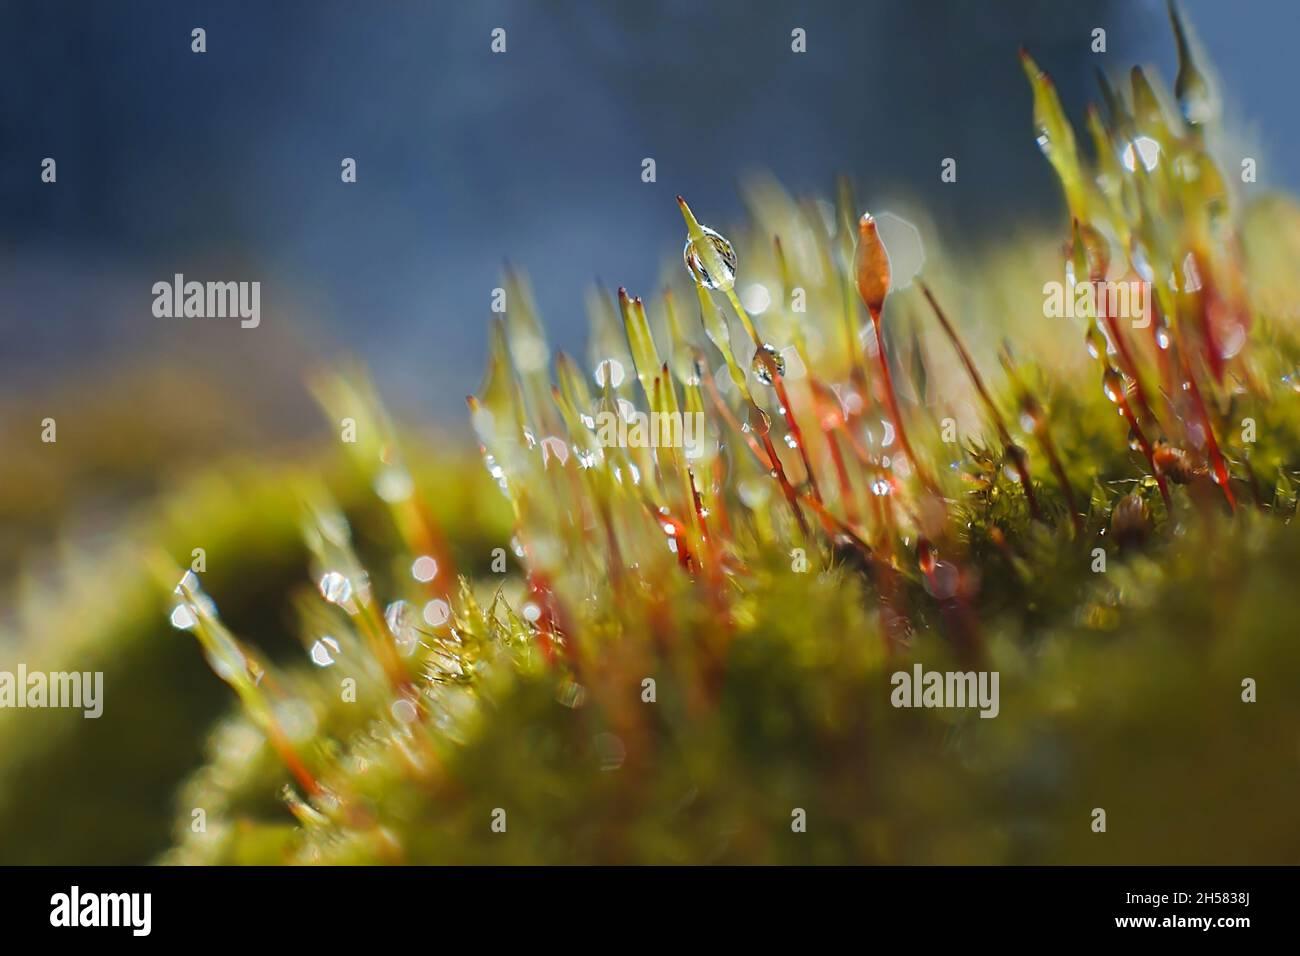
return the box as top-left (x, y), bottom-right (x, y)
top-left (7, 11), bottom-right (1300, 865)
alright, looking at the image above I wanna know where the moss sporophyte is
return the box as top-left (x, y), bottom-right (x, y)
top-left (155, 4), bottom-right (1300, 864)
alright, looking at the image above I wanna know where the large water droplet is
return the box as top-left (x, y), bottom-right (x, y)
top-left (682, 227), bottom-right (737, 291)
top-left (751, 343), bottom-right (786, 385)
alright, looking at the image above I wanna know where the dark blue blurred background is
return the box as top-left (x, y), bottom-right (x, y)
top-left (1, 0), bottom-right (1295, 425)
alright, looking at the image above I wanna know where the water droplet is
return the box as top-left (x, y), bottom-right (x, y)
top-left (1154, 314), bottom-right (1172, 350)
top-left (1102, 367), bottom-right (1126, 405)
top-left (1003, 443), bottom-right (1029, 479)
top-left (540, 435), bottom-right (569, 468)
top-left (318, 571), bottom-right (353, 606)
top-left (1217, 321), bottom-right (1247, 360)
top-left (422, 599), bottom-right (451, 628)
top-left (374, 466), bottom-right (414, 503)
top-left (385, 600), bottom-right (419, 655)
top-left (170, 605), bottom-right (197, 631)
top-left (737, 479), bottom-right (771, 509)
top-left (1019, 395), bottom-right (1043, 434)
top-left (1178, 80), bottom-right (1214, 127)
top-left (1075, 222), bottom-right (1112, 280)
top-left (411, 555), bottom-right (439, 583)
top-left (751, 343), bottom-right (786, 385)
top-left (275, 700), bottom-right (318, 742)
top-left (740, 283), bottom-right (771, 315)
top-left (310, 636), bottom-right (340, 667)
top-left (1122, 136), bottom-right (1161, 172)
top-left (1180, 252), bottom-right (1203, 293)
top-left (1131, 243), bottom-right (1155, 283)
top-left (1172, 2), bottom-right (1216, 127)
top-left (390, 698), bottom-right (419, 724)
top-left (682, 226), bottom-right (737, 291)
top-left (482, 452), bottom-right (509, 492)
top-left (743, 402), bottom-right (771, 437)
top-left (1085, 325), bottom-right (1104, 360)
top-left (594, 358), bottom-right (625, 388)
top-left (871, 477), bottom-right (892, 496)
